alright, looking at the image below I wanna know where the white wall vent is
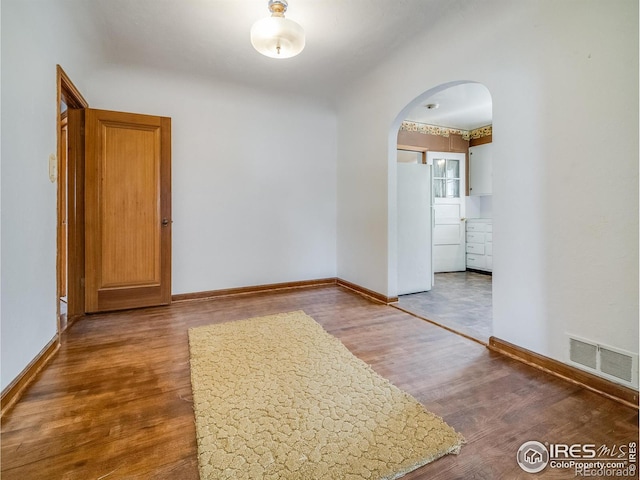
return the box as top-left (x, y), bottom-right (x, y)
top-left (567, 335), bottom-right (638, 388)
top-left (600, 347), bottom-right (634, 383)
top-left (570, 338), bottom-right (598, 369)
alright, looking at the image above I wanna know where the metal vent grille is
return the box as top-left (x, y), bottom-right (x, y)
top-left (600, 347), bottom-right (633, 383)
top-left (567, 335), bottom-right (638, 388)
top-left (569, 338), bottom-right (597, 369)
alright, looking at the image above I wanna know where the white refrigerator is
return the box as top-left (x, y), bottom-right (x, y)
top-left (397, 162), bottom-right (433, 295)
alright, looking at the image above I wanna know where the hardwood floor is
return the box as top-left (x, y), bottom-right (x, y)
top-left (1, 286), bottom-right (637, 479)
top-left (397, 271), bottom-right (492, 343)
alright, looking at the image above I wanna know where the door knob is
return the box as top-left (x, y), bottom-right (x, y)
top-left (162, 218), bottom-right (170, 227)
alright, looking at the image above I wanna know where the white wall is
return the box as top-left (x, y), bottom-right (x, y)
top-left (84, 66), bottom-right (337, 295)
top-left (336, 0), bottom-right (639, 369)
top-left (1, 4), bottom-right (336, 391)
top-left (466, 195), bottom-right (492, 219)
top-left (337, 103), bottom-right (392, 295)
top-left (1, 0), bottom-right (100, 390)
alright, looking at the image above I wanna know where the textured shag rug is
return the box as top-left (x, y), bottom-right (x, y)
top-left (188, 311), bottom-right (463, 480)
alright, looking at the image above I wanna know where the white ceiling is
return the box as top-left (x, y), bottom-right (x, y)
top-left (82, 0), bottom-right (456, 103)
top-left (68, 0), bottom-right (491, 127)
top-left (403, 83), bottom-right (493, 131)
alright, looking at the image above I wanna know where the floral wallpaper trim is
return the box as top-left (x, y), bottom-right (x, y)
top-left (400, 121), bottom-right (492, 141)
top-left (469, 125), bottom-right (492, 139)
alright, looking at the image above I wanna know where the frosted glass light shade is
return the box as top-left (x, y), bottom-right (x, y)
top-left (251, 16), bottom-right (305, 59)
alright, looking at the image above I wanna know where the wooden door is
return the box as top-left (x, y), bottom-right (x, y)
top-left (85, 109), bottom-right (171, 313)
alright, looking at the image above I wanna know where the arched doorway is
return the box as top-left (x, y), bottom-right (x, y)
top-left (391, 81), bottom-right (494, 344)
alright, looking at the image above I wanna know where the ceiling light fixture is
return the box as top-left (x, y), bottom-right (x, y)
top-left (251, 0), bottom-right (305, 59)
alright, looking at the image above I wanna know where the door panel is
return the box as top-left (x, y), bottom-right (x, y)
top-left (85, 109), bottom-right (171, 312)
top-left (433, 224), bottom-right (461, 245)
top-left (434, 204), bottom-right (461, 223)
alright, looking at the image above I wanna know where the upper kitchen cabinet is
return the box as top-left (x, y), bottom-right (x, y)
top-left (469, 143), bottom-right (492, 196)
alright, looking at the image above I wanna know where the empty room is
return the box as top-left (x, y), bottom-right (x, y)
top-left (1, 0), bottom-right (638, 478)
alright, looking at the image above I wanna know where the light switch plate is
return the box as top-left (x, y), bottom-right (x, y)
top-left (49, 153), bottom-right (57, 183)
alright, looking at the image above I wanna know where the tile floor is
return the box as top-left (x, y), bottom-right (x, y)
top-left (396, 271), bottom-right (492, 343)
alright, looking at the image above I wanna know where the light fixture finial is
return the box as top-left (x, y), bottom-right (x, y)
top-left (268, 0), bottom-right (287, 16)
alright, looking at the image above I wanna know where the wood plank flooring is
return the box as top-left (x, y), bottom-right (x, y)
top-left (1, 286), bottom-right (637, 479)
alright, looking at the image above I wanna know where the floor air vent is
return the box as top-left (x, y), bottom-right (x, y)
top-left (568, 335), bottom-right (638, 388)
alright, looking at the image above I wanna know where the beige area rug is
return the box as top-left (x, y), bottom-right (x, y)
top-left (188, 311), bottom-right (464, 480)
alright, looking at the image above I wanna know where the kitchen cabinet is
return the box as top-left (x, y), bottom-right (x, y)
top-left (466, 219), bottom-right (492, 272)
top-left (469, 143), bottom-right (492, 196)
